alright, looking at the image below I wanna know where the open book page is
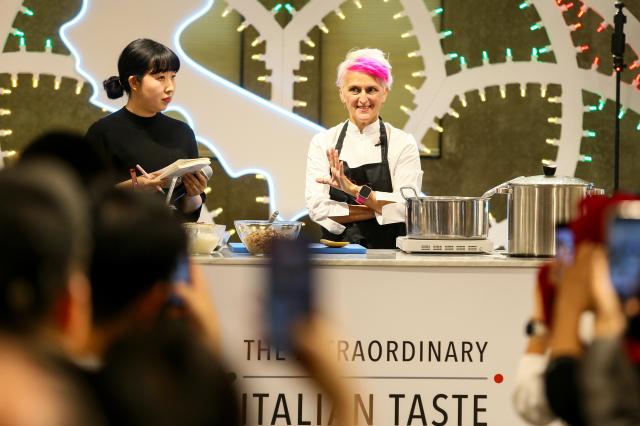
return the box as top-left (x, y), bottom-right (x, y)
top-left (155, 158), bottom-right (211, 180)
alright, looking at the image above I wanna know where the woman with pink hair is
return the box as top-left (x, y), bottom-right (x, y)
top-left (305, 48), bottom-right (423, 248)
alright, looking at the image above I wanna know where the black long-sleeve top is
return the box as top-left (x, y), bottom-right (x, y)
top-left (85, 107), bottom-right (203, 221)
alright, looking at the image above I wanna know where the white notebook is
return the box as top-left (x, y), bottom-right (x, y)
top-left (155, 158), bottom-right (211, 180)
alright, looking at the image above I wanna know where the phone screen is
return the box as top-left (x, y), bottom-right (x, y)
top-left (608, 218), bottom-right (640, 298)
top-left (555, 225), bottom-right (575, 265)
top-left (267, 239), bottom-right (313, 352)
top-left (169, 255), bottom-right (190, 306)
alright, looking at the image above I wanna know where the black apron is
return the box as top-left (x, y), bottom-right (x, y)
top-left (321, 119), bottom-right (406, 249)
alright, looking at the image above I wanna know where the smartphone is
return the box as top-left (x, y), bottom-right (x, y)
top-left (266, 238), bottom-right (313, 353)
top-left (607, 201), bottom-right (640, 298)
top-left (555, 224), bottom-right (575, 265)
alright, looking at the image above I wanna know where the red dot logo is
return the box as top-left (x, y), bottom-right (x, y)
top-left (494, 374), bottom-right (504, 384)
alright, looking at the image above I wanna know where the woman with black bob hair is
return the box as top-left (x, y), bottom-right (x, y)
top-left (85, 38), bottom-right (207, 222)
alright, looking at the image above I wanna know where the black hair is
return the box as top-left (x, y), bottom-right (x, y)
top-left (20, 131), bottom-right (112, 191)
top-left (99, 320), bottom-right (240, 426)
top-left (0, 161), bottom-right (89, 333)
top-left (103, 38), bottom-right (180, 99)
top-left (89, 188), bottom-right (187, 324)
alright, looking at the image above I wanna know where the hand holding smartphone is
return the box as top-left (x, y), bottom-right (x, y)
top-left (607, 201), bottom-right (640, 298)
top-left (266, 238), bottom-right (314, 353)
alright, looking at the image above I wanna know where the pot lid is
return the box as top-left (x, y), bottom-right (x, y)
top-left (510, 164), bottom-right (592, 187)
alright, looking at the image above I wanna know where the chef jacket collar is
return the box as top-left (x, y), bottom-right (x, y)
top-left (346, 118), bottom-right (381, 137)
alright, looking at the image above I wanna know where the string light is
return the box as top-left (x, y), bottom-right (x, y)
top-left (579, 155), bottom-right (593, 163)
top-left (54, 78), bottom-right (61, 90)
top-left (404, 84), bottom-right (417, 94)
top-left (538, 46), bottom-right (552, 54)
top-left (559, 2), bottom-right (574, 12)
top-left (530, 22), bottom-right (543, 31)
top-left (251, 54), bottom-right (265, 61)
top-left (300, 54), bottom-right (315, 61)
top-left (570, 22), bottom-right (582, 31)
top-left (531, 47), bottom-right (539, 61)
top-left (21, 6), bottom-right (34, 16)
top-left (0, 109), bottom-right (10, 116)
top-left (11, 75), bottom-right (18, 88)
top-left (255, 174), bottom-right (266, 180)
top-left (32, 76), bottom-right (39, 88)
top-left (303, 37), bottom-right (315, 48)
top-left (411, 71), bottom-right (426, 78)
top-left (228, 229), bottom-right (236, 237)
top-left (236, 21), bottom-right (249, 32)
top-left (459, 94), bottom-right (468, 108)
top-left (500, 85), bottom-right (507, 99)
top-left (540, 85), bottom-right (548, 98)
top-left (547, 96), bottom-right (561, 103)
top-left (75, 82), bottom-right (83, 95)
top-left (0, 130), bottom-right (13, 137)
top-left (283, 3), bottom-right (295, 14)
top-left (203, 187), bottom-right (212, 195)
top-left (407, 51), bottom-right (421, 58)
top-left (545, 138), bottom-right (560, 146)
top-left (318, 23), bottom-right (329, 34)
top-left (577, 44), bottom-right (589, 53)
top-left (547, 117), bottom-right (561, 124)
top-left (221, 6), bottom-right (232, 17)
top-left (520, 83), bottom-right (527, 97)
top-left (518, 1), bottom-right (530, 9)
top-left (636, 121), bottom-right (640, 131)
top-left (541, 159), bottom-right (556, 167)
top-left (293, 100), bottom-right (307, 108)
top-left (212, 207), bottom-right (223, 218)
top-left (598, 98), bottom-right (606, 111)
top-left (251, 37), bottom-right (264, 47)
top-left (271, 3), bottom-right (283, 14)
top-left (255, 196), bottom-right (270, 204)
top-left (257, 75), bottom-right (271, 82)
top-left (432, 123), bottom-right (444, 133)
top-left (334, 8), bottom-right (346, 19)
top-left (45, 38), bottom-right (52, 52)
top-left (0, 88), bottom-right (12, 95)
top-left (482, 50), bottom-right (489, 65)
top-left (431, 7), bottom-right (444, 16)
top-left (479, 88), bottom-right (486, 102)
top-left (617, 108), bottom-right (626, 120)
top-left (419, 144), bottom-right (432, 155)
top-left (596, 22), bottom-right (607, 33)
top-left (506, 48), bottom-right (513, 62)
top-left (293, 75), bottom-right (308, 83)
top-left (583, 130), bottom-right (597, 137)
top-left (399, 105), bottom-right (412, 115)
top-left (11, 29), bottom-right (24, 37)
top-left (393, 11), bottom-right (405, 19)
top-left (584, 105), bottom-right (598, 112)
top-left (448, 108), bottom-right (460, 118)
top-left (629, 61), bottom-right (640, 70)
top-left (400, 31), bottom-right (414, 39)
top-left (592, 56), bottom-right (600, 69)
top-left (577, 5), bottom-right (587, 17)
top-left (446, 52), bottom-right (459, 60)
top-left (459, 56), bottom-right (467, 70)
top-left (19, 37), bottom-right (25, 50)
top-left (439, 30), bottom-right (453, 39)
top-left (353, 0), bottom-right (362, 9)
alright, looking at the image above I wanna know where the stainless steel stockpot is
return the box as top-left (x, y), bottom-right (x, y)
top-left (496, 166), bottom-right (603, 257)
top-left (401, 187), bottom-right (489, 239)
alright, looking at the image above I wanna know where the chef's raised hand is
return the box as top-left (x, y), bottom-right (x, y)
top-left (183, 171), bottom-right (208, 197)
top-left (316, 148), bottom-right (358, 196)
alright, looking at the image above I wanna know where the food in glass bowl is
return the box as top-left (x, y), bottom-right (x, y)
top-left (183, 223), bottom-right (226, 254)
top-left (234, 220), bottom-right (302, 255)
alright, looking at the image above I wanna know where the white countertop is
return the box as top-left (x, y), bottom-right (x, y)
top-left (192, 248), bottom-right (548, 268)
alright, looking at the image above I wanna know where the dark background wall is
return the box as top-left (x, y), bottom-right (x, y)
top-left (1, 0), bottom-right (638, 240)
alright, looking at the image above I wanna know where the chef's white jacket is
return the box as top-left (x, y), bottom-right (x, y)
top-left (305, 119), bottom-right (423, 235)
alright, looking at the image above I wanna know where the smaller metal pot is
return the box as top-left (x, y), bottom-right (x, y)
top-left (401, 187), bottom-right (489, 239)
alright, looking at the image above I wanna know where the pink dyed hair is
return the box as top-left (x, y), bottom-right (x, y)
top-left (336, 48), bottom-right (393, 88)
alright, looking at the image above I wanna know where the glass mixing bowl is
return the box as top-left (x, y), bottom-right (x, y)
top-left (234, 220), bottom-right (302, 255)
